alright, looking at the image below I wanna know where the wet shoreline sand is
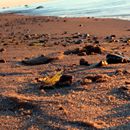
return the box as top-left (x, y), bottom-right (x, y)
top-left (0, 13), bottom-right (130, 129)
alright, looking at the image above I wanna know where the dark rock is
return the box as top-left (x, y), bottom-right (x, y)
top-left (64, 45), bottom-right (104, 56)
top-left (106, 53), bottom-right (130, 64)
top-left (119, 86), bottom-right (129, 91)
top-left (75, 39), bottom-right (83, 44)
top-left (79, 24), bottom-right (83, 27)
top-left (55, 74), bottom-right (73, 87)
top-left (0, 59), bottom-right (6, 63)
top-left (119, 37), bottom-right (127, 43)
top-left (0, 48), bottom-right (6, 52)
top-left (94, 40), bottom-right (99, 44)
top-left (22, 55), bottom-right (54, 65)
top-left (39, 39), bottom-right (45, 43)
top-left (22, 52), bottom-right (64, 65)
top-left (24, 5), bottom-right (29, 8)
top-left (63, 20), bottom-right (67, 22)
top-left (111, 35), bottom-right (116, 38)
top-left (35, 6), bottom-right (44, 9)
top-left (80, 58), bottom-right (90, 66)
top-left (93, 36), bottom-right (98, 41)
top-left (73, 35), bottom-right (79, 39)
top-left (125, 81), bottom-right (130, 84)
top-left (64, 31), bottom-right (67, 34)
top-left (83, 45), bottom-right (103, 55)
top-left (3, 43), bottom-right (8, 46)
top-left (82, 33), bottom-right (89, 39)
top-left (105, 35), bottom-right (116, 42)
top-left (78, 52), bottom-right (86, 56)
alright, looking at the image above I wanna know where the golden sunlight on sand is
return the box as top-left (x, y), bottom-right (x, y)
top-left (0, 0), bottom-right (48, 8)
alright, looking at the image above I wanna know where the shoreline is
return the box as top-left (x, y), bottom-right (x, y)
top-left (0, 12), bottom-right (130, 22)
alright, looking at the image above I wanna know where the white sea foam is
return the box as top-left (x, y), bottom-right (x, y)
top-left (0, 0), bottom-right (130, 20)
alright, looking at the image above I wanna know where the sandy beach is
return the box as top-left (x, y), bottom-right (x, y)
top-left (0, 13), bottom-right (130, 129)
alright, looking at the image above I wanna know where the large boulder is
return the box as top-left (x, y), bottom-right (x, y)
top-left (106, 53), bottom-right (130, 64)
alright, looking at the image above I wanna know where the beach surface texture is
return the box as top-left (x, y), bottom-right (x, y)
top-left (0, 13), bottom-right (130, 129)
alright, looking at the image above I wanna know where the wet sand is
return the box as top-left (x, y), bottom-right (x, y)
top-left (0, 13), bottom-right (130, 129)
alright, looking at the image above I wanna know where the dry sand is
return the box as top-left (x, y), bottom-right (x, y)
top-left (0, 13), bottom-right (130, 129)
top-left (0, 0), bottom-right (48, 8)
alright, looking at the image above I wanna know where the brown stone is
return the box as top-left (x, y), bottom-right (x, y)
top-left (64, 48), bottom-right (81, 55)
top-left (47, 52), bottom-right (64, 60)
top-left (85, 74), bottom-right (111, 83)
top-left (81, 78), bottom-right (92, 85)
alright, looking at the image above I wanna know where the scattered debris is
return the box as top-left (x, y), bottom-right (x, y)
top-left (91, 120), bottom-right (109, 129)
top-left (95, 60), bottom-right (108, 67)
top-left (120, 37), bottom-right (130, 43)
top-left (81, 78), bottom-right (92, 85)
top-left (112, 85), bottom-right (130, 100)
top-left (29, 42), bottom-right (45, 46)
top-left (37, 71), bottom-right (63, 86)
top-left (64, 48), bottom-right (81, 55)
top-left (113, 69), bottom-right (130, 76)
top-left (84, 74), bottom-right (111, 83)
top-left (75, 39), bottom-right (83, 44)
top-left (105, 35), bottom-right (116, 42)
top-left (64, 45), bottom-right (105, 55)
top-left (37, 71), bottom-right (73, 90)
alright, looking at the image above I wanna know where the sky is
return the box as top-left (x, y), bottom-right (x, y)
top-left (0, 0), bottom-right (47, 8)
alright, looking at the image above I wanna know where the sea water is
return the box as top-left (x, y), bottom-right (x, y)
top-left (0, 0), bottom-right (130, 20)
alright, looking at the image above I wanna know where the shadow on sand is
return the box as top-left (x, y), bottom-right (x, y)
top-left (0, 94), bottom-right (98, 130)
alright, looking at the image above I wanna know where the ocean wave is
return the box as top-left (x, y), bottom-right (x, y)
top-left (0, 0), bottom-right (130, 20)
